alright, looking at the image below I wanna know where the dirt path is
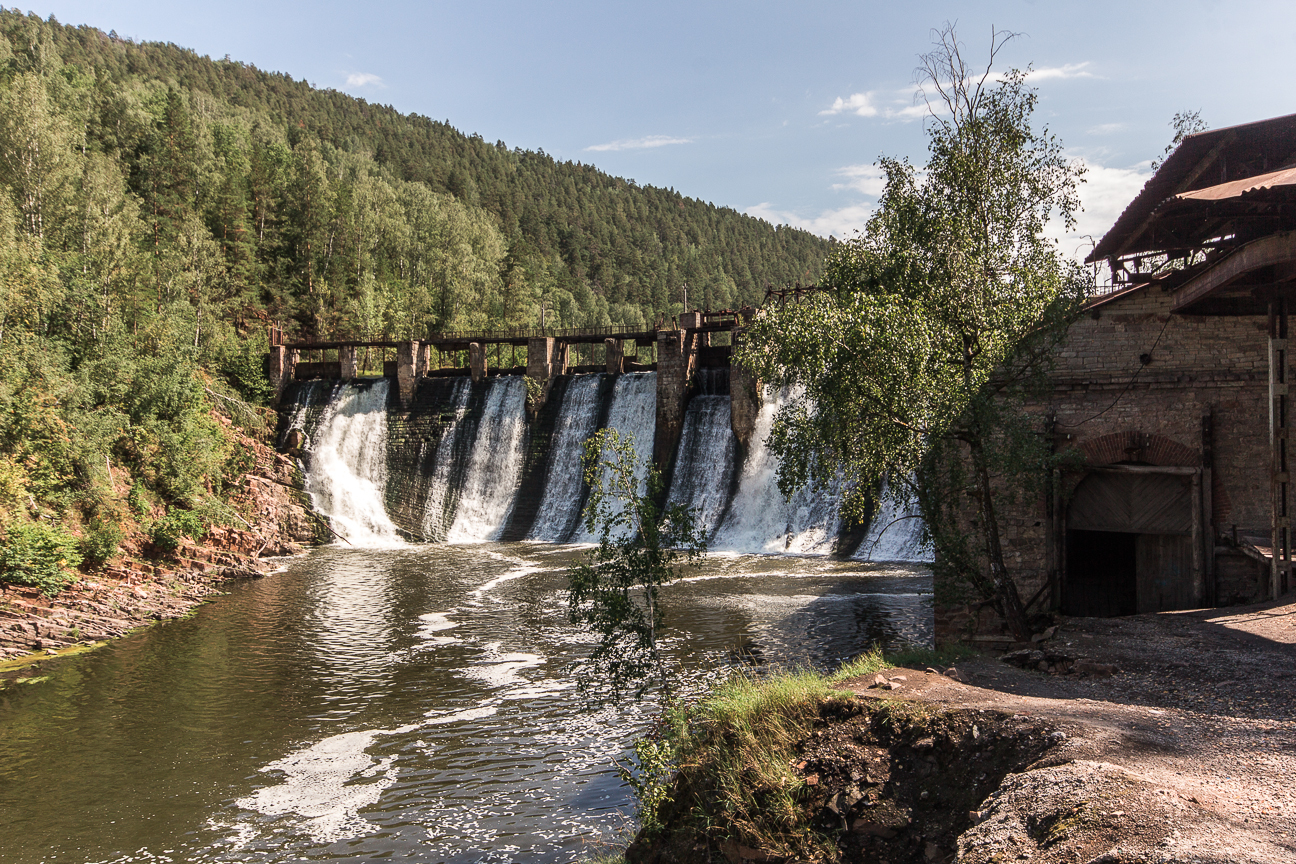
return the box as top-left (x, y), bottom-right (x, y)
top-left (842, 599), bottom-right (1296, 863)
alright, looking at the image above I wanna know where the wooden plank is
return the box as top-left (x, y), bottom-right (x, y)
top-left (1136, 534), bottom-right (1195, 612)
top-left (1088, 464), bottom-right (1198, 476)
top-left (1069, 472), bottom-right (1194, 534)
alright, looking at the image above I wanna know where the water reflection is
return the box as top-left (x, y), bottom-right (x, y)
top-left (0, 544), bottom-right (930, 863)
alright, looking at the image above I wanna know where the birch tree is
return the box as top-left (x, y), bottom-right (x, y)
top-left (737, 26), bottom-right (1087, 639)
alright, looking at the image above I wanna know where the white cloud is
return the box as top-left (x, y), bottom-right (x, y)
top-left (345, 72), bottom-right (384, 88)
top-left (832, 164), bottom-right (887, 196)
top-left (820, 92), bottom-right (879, 117)
top-left (1027, 62), bottom-right (1096, 81)
top-left (584, 135), bottom-right (692, 152)
top-left (745, 202), bottom-right (875, 239)
top-left (1047, 158), bottom-right (1153, 261)
top-left (1087, 122), bottom-right (1126, 136)
top-left (824, 62), bottom-right (1094, 123)
top-left (820, 87), bottom-right (930, 122)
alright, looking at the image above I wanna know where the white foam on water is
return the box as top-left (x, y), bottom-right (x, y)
top-left (416, 612), bottom-right (462, 645)
top-left (499, 680), bottom-right (574, 701)
top-left (303, 381), bottom-right (404, 549)
top-left (423, 705), bottom-right (500, 725)
top-left (447, 377), bottom-right (528, 543)
top-left (469, 563), bottom-right (543, 603)
top-left (234, 729), bottom-right (399, 844)
top-left (465, 642), bottom-right (545, 688)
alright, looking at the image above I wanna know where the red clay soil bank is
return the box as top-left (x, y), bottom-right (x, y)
top-left (0, 415), bottom-right (320, 665)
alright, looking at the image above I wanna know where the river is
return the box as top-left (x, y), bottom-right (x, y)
top-left (0, 543), bottom-right (930, 863)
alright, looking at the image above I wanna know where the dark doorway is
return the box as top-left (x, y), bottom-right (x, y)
top-left (1064, 529), bottom-right (1137, 617)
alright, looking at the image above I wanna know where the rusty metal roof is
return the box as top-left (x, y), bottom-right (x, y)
top-left (1087, 112), bottom-right (1296, 263)
top-left (1174, 165), bottom-right (1296, 202)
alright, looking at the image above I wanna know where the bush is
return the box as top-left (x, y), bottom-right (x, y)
top-left (0, 522), bottom-right (83, 596)
top-left (149, 508), bottom-right (204, 554)
top-left (80, 520), bottom-right (122, 569)
top-left (220, 338), bottom-right (274, 405)
top-left (127, 481), bottom-right (151, 518)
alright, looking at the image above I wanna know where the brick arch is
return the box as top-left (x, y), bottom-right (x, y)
top-left (1074, 431), bottom-right (1198, 468)
top-left (1071, 430), bottom-right (1232, 527)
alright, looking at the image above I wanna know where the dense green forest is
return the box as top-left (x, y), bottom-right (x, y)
top-left (0, 9), bottom-right (829, 590)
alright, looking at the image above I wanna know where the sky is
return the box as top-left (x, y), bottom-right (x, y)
top-left (16, 1), bottom-right (1296, 258)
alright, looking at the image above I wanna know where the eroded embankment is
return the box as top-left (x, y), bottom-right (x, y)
top-left (627, 602), bottom-right (1296, 864)
top-left (627, 696), bottom-right (1062, 864)
top-left (0, 415), bottom-right (320, 672)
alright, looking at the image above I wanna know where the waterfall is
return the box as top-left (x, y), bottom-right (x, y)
top-left (418, 378), bottom-right (474, 541)
top-left (711, 387), bottom-right (843, 554)
top-left (282, 368), bottom-right (931, 559)
top-left (302, 381), bottom-right (403, 548)
top-left (573, 372), bottom-right (656, 542)
top-left (528, 374), bottom-right (605, 541)
top-left (279, 380), bottom-right (322, 448)
top-left (445, 377), bottom-right (529, 543)
top-left (665, 395), bottom-right (737, 537)
top-left (855, 483), bottom-right (934, 563)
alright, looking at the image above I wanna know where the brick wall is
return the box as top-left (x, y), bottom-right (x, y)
top-left (936, 284), bottom-right (1273, 641)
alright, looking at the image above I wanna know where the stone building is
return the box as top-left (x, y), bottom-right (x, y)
top-left (941, 112), bottom-right (1296, 639)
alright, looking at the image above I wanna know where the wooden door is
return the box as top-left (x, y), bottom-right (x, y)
top-left (1135, 534), bottom-right (1200, 612)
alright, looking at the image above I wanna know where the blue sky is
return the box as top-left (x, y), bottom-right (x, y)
top-left (18, 1), bottom-right (1296, 254)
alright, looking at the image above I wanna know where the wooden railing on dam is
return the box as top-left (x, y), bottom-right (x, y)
top-left (268, 308), bottom-right (760, 468)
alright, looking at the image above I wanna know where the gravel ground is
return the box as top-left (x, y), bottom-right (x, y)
top-left (843, 597), bottom-right (1296, 863)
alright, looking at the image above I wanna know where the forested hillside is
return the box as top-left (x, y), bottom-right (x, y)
top-left (6, 10), bottom-right (828, 339)
top-left (0, 9), bottom-right (828, 590)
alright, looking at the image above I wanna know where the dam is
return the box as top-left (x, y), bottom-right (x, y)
top-left (270, 312), bottom-right (930, 559)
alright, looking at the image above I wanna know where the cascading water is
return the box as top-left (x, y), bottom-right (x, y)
top-left (855, 482), bottom-right (934, 563)
top-left (665, 395), bottom-right (737, 537)
top-left (418, 378), bottom-right (473, 541)
top-left (573, 372), bottom-right (656, 542)
top-left (302, 380), bottom-right (403, 548)
top-left (528, 374), bottom-right (605, 541)
top-left (445, 376), bottom-right (529, 543)
top-left (711, 387), bottom-right (843, 554)
top-left (284, 369), bottom-right (930, 558)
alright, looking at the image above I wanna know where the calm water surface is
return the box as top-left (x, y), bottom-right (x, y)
top-left (0, 543), bottom-right (931, 863)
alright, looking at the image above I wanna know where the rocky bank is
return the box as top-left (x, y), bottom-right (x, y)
top-left (628, 599), bottom-right (1296, 864)
top-left (0, 411), bottom-right (320, 667)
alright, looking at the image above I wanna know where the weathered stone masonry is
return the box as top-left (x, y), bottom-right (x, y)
top-left (937, 284), bottom-right (1273, 643)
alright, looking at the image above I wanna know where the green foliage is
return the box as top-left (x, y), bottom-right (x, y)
top-left (148, 507), bottom-right (203, 554)
top-left (1151, 110), bottom-right (1209, 172)
top-left (619, 706), bottom-right (690, 837)
top-left (736, 27), bottom-right (1088, 639)
top-left (127, 481), bottom-right (150, 517)
top-left (566, 429), bottom-right (707, 702)
top-left (80, 519), bottom-right (122, 568)
top-left (0, 521), bottom-right (82, 595)
top-left (647, 668), bottom-right (855, 859)
top-left (219, 338), bottom-right (273, 405)
top-left (523, 373), bottom-right (545, 412)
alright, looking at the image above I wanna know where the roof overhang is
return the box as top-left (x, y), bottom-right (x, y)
top-left (1171, 230), bottom-right (1296, 314)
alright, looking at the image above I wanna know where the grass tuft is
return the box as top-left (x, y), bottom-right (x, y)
top-left (631, 644), bottom-right (982, 857)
